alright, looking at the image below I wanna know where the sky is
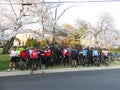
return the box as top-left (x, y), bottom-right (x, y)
top-left (45, 0), bottom-right (120, 29)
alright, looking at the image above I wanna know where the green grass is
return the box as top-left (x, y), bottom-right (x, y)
top-left (0, 48), bottom-right (10, 71)
top-left (0, 48), bottom-right (2, 52)
top-left (109, 60), bottom-right (120, 66)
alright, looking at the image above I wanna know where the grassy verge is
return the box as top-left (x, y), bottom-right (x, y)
top-left (0, 48), bottom-right (10, 71)
top-left (109, 60), bottom-right (120, 66)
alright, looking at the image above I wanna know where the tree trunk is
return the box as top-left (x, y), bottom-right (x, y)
top-left (2, 37), bottom-right (15, 54)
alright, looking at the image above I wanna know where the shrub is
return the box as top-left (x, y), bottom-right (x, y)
top-left (26, 38), bottom-right (39, 47)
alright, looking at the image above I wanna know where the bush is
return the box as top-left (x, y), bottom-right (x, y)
top-left (26, 38), bottom-right (39, 47)
top-left (40, 40), bottom-right (48, 46)
top-left (68, 43), bottom-right (83, 49)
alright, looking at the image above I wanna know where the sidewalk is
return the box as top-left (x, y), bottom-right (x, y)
top-left (0, 65), bottom-right (120, 77)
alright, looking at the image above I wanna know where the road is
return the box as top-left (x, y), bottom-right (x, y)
top-left (1, 69), bottom-right (120, 90)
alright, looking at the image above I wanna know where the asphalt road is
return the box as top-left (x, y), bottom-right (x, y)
top-left (1, 69), bottom-right (120, 90)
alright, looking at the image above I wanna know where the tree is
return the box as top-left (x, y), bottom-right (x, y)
top-left (61, 23), bottom-right (73, 45)
top-left (0, 0), bottom-right (89, 54)
top-left (89, 13), bottom-right (119, 48)
top-left (0, 0), bottom-right (46, 53)
top-left (47, 2), bottom-right (76, 45)
top-left (95, 13), bottom-right (115, 47)
top-left (73, 20), bottom-right (91, 45)
top-left (0, 0), bottom-right (24, 53)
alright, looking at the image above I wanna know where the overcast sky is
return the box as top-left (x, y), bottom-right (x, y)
top-left (45, 0), bottom-right (120, 29)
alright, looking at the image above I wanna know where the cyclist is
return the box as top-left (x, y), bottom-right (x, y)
top-left (62, 47), bottom-right (69, 66)
top-left (102, 48), bottom-right (109, 66)
top-left (8, 47), bottom-right (18, 72)
top-left (82, 48), bottom-right (88, 65)
top-left (87, 47), bottom-right (94, 66)
top-left (92, 48), bottom-right (99, 66)
top-left (20, 47), bottom-right (28, 69)
top-left (30, 48), bottom-right (39, 70)
top-left (71, 48), bottom-right (78, 67)
top-left (79, 48), bottom-right (84, 66)
top-left (44, 46), bottom-right (52, 67)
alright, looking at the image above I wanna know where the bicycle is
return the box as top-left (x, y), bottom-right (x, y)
top-left (93, 56), bottom-right (99, 66)
top-left (18, 58), bottom-right (29, 70)
top-left (101, 56), bottom-right (109, 66)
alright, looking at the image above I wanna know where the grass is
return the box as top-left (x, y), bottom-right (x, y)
top-left (1, 48), bottom-right (120, 71)
top-left (0, 48), bottom-right (10, 71)
top-left (109, 60), bottom-right (120, 66)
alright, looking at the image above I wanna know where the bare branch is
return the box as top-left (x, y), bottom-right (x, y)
top-left (56, 5), bottom-right (75, 21)
top-left (9, 0), bottom-right (17, 17)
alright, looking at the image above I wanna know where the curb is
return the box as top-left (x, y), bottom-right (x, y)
top-left (0, 65), bottom-right (120, 77)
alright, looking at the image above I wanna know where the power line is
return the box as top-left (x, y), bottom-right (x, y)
top-left (0, 0), bottom-right (120, 5)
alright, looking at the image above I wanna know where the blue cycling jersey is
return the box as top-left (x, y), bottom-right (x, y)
top-left (82, 50), bottom-right (88, 56)
top-left (92, 50), bottom-right (99, 57)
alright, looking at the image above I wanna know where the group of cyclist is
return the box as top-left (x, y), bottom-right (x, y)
top-left (8, 45), bottom-right (109, 72)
